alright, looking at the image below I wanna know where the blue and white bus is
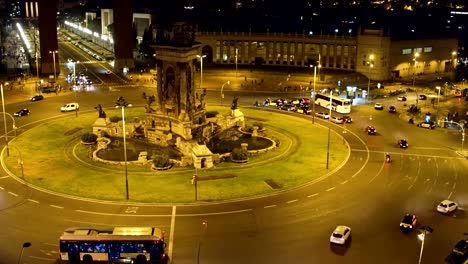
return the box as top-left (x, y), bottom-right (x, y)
top-left (59, 226), bottom-right (167, 263)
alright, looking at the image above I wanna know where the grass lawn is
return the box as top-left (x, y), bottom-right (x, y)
top-left (3, 107), bottom-right (349, 203)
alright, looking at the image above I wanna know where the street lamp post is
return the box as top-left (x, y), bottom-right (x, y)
top-left (197, 220), bottom-right (208, 264)
top-left (49, 50), bottom-right (58, 82)
top-left (366, 54), bottom-right (374, 102)
top-left (436, 86), bottom-right (441, 121)
top-left (0, 112), bottom-right (18, 138)
top-left (311, 55), bottom-right (321, 124)
top-left (418, 226), bottom-right (433, 264)
top-left (197, 54), bottom-right (207, 89)
top-left (220, 81), bottom-right (230, 106)
top-left (440, 120), bottom-right (465, 152)
top-left (413, 52), bottom-right (420, 104)
top-left (235, 48), bottom-right (238, 79)
top-left (115, 97), bottom-right (132, 200)
top-left (1, 84), bottom-right (10, 156)
top-left (326, 90), bottom-right (333, 169)
top-left (17, 242), bottom-right (31, 264)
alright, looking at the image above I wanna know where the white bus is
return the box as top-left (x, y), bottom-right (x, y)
top-left (59, 226), bottom-right (167, 263)
top-left (314, 93), bottom-right (352, 113)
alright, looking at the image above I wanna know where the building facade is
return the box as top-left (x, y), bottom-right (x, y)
top-left (195, 28), bottom-right (458, 81)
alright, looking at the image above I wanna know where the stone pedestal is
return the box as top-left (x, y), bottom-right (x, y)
top-left (92, 118), bottom-right (110, 136)
top-left (191, 144), bottom-right (214, 169)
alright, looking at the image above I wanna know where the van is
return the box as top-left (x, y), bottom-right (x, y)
top-left (42, 87), bottom-right (57, 93)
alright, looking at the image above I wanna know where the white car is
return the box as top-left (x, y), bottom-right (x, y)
top-left (330, 116), bottom-right (344, 124)
top-left (61, 102), bottom-right (80, 112)
top-left (437, 200), bottom-right (458, 214)
top-left (315, 112), bottom-right (330, 119)
top-left (374, 103), bottom-right (384, 110)
top-left (330, 225), bottom-right (351, 245)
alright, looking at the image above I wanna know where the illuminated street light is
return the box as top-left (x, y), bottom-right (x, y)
top-left (413, 52), bottom-right (420, 104)
top-left (49, 50), bottom-right (58, 82)
top-left (220, 81), bottom-right (230, 106)
top-left (17, 242), bottom-right (31, 264)
top-left (312, 54), bottom-right (321, 124)
top-left (197, 54), bottom-right (207, 89)
top-left (366, 54), bottom-right (374, 102)
top-left (115, 96), bottom-right (132, 200)
top-left (197, 220), bottom-right (208, 264)
top-left (326, 90), bottom-right (332, 169)
top-left (1, 84), bottom-right (11, 156)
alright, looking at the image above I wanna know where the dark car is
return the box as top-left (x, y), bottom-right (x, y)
top-left (399, 214), bottom-right (417, 231)
top-left (367, 126), bottom-right (376, 135)
top-left (31, 95), bottom-right (44, 101)
top-left (397, 96), bottom-right (407, 101)
top-left (389, 106), bottom-right (396, 113)
top-left (419, 94), bottom-right (427, 100)
top-left (398, 139), bottom-right (409, 148)
top-left (279, 103), bottom-right (296, 111)
top-left (42, 86), bottom-right (57, 93)
top-left (453, 239), bottom-right (468, 257)
top-left (296, 105), bottom-right (311, 115)
top-left (417, 122), bottom-right (435, 129)
top-left (14, 109), bottom-right (30, 117)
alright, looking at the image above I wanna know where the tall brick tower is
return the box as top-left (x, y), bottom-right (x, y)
top-left (38, 0), bottom-right (59, 77)
top-left (112, 0), bottom-right (135, 71)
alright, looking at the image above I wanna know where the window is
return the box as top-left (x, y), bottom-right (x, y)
top-left (414, 48), bottom-right (423, 53)
top-left (402, 48), bottom-right (412, 55)
top-left (424, 47), bottom-right (432, 52)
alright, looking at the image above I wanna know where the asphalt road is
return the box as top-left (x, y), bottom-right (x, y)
top-left (0, 39), bottom-right (466, 264)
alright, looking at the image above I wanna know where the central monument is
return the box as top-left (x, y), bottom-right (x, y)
top-left (152, 22), bottom-right (205, 140)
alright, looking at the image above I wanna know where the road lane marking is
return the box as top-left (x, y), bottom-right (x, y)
top-left (75, 208), bottom-right (252, 217)
top-left (453, 182), bottom-right (457, 189)
top-left (50, 205), bottom-right (64, 209)
top-left (340, 180), bottom-right (348, 185)
top-left (326, 187), bottom-right (335, 192)
top-left (26, 199), bottom-right (39, 203)
top-left (0, 175), bottom-right (9, 179)
top-left (8, 191), bottom-right (18, 197)
top-left (264, 205), bottom-right (277, 208)
top-left (307, 193), bottom-right (319, 198)
top-left (0, 186), bottom-right (4, 190)
top-left (168, 206), bottom-right (176, 261)
top-left (286, 199), bottom-right (298, 204)
top-left (448, 192), bottom-right (453, 200)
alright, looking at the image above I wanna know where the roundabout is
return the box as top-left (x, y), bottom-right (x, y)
top-left (1, 107), bottom-right (352, 204)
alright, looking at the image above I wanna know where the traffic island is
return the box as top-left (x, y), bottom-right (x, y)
top-left (2, 107), bottom-right (349, 203)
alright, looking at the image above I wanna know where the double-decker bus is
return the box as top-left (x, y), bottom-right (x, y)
top-left (59, 226), bottom-right (167, 263)
top-left (314, 93), bottom-right (352, 113)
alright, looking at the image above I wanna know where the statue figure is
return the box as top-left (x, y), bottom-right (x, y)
top-left (231, 97), bottom-right (239, 110)
top-left (95, 104), bottom-right (106, 118)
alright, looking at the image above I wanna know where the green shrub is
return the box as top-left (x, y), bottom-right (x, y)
top-left (206, 111), bottom-right (219, 118)
top-left (81, 132), bottom-right (98, 143)
top-left (153, 154), bottom-right (171, 168)
top-left (231, 147), bottom-right (248, 161)
top-left (109, 116), bottom-right (122, 122)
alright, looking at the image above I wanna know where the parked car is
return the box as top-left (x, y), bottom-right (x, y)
top-left (453, 239), bottom-right (468, 257)
top-left (419, 94), bottom-right (427, 100)
top-left (397, 96), bottom-right (407, 101)
top-left (366, 126), bottom-right (376, 135)
top-left (374, 103), bottom-right (384, 110)
top-left (330, 116), bottom-right (345, 124)
top-left (400, 214), bottom-right (417, 232)
top-left (398, 139), bottom-right (409, 148)
top-left (31, 95), bottom-right (44, 101)
top-left (14, 109), bottom-right (30, 117)
top-left (330, 226), bottom-right (351, 245)
top-left (342, 116), bottom-right (353, 123)
top-left (417, 122), bottom-right (435, 129)
top-left (315, 112), bottom-right (329, 119)
top-left (61, 102), bottom-right (80, 112)
top-left (437, 200), bottom-right (458, 214)
top-left (279, 103), bottom-right (296, 111)
top-left (42, 86), bottom-right (57, 93)
top-left (296, 106), bottom-right (311, 115)
top-left (389, 106), bottom-right (397, 113)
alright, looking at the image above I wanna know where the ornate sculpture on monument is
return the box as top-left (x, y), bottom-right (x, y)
top-left (94, 104), bottom-right (106, 118)
top-left (231, 97), bottom-right (239, 110)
